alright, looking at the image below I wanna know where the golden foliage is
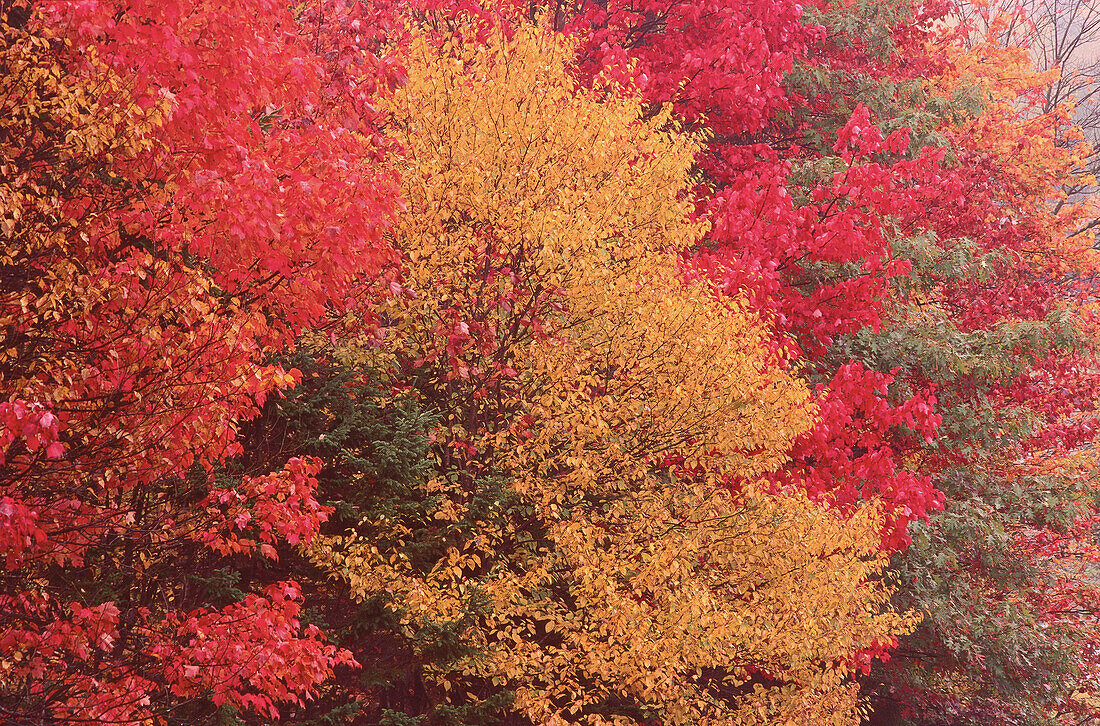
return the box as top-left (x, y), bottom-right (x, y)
top-left (310, 25), bottom-right (915, 725)
top-left (0, 23), bottom-right (162, 249)
top-left (926, 24), bottom-right (1100, 273)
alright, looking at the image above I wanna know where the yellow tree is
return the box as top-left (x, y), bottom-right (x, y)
top-left (309, 24), bottom-right (915, 726)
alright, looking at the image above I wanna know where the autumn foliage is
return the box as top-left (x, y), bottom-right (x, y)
top-left (3, 0), bottom-right (1100, 725)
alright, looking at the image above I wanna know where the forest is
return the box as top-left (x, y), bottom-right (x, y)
top-left (4, 0), bottom-right (1100, 723)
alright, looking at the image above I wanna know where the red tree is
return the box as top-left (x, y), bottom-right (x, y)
top-left (0, 0), bottom-right (396, 720)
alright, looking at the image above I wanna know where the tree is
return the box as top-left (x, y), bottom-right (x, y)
top-left (0, 0), bottom-right (396, 720)
top-left (776, 4), bottom-right (1100, 723)
top-left (305, 23), bottom-right (916, 726)
top-left (956, 0), bottom-right (1100, 213)
top-left (862, 18), bottom-right (1100, 725)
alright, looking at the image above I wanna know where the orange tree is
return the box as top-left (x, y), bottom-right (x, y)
top-left (292, 23), bottom-right (918, 726)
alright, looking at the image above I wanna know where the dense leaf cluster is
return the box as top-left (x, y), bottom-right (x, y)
top-left (3, 0), bottom-right (1100, 725)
